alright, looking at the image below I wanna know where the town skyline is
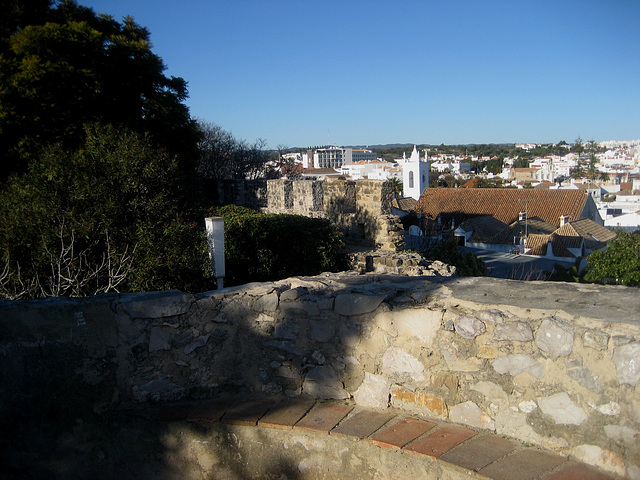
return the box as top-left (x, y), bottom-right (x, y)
top-left (292, 138), bottom-right (640, 150)
top-left (80, 0), bottom-right (639, 150)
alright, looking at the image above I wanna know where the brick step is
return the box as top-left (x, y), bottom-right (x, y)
top-left (123, 397), bottom-right (618, 480)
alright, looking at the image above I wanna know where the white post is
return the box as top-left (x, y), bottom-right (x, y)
top-left (205, 217), bottom-right (225, 289)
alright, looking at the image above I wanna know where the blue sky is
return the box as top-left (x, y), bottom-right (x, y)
top-left (80, 0), bottom-right (639, 149)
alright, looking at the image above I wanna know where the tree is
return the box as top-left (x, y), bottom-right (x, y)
top-left (388, 177), bottom-right (403, 198)
top-left (0, 0), bottom-right (200, 182)
top-left (583, 230), bottom-right (640, 287)
top-left (570, 163), bottom-right (585, 179)
top-left (572, 136), bottom-right (584, 155)
top-left (0, 124), bottom-right (210, 299)
top-left (196, 120), bottom-right (270, 180)
top-left (585, 139), bottom-right (600, 181)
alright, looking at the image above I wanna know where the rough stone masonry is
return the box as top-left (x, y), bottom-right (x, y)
top-left (1, 274), bottom-right (639, 478)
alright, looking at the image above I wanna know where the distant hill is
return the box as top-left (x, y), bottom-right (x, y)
top-left (347, 143), bottom-right (413, 149)
top-left (347, 143), bottom-right (517, 149)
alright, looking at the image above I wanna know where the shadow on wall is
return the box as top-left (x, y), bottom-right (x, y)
top-left (3, 274), bottom-right (639, 478)
top-left (0, 274), bottom-right (457, 479)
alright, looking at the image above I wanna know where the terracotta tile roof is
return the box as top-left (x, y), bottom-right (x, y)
top-left (489, 217), bottom-right (556, 245)
top-left (415, 188), bottom-right (591, 228)
top-left (525, 234), bottom-right (549, 256)
top-left (392, 197), bottom-right (417, 212)
top-left (555, 219), bottom-right (616, 250)
top-left (549, 233), bottom-right (584, 258)
top-left (525, 233), bottom-right (583, 258)
top-left (457, 215), bottom-right (508, 243)
top-left (303, 168), bottom-right (340, 174)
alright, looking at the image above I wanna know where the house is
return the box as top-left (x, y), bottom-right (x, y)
top-left (455, 215), bottom-right (557, 252)
top-left (515, 217), bottom-right (616, 261)
top-left (414, 189), bottom-right (613, 260)
top-left (391, 197), bottom-right (417, 217)
top-left (415, 189), bottom-right (602, 230)
top-left (301, 168), bottom-right (342, 180)
top-left (554, 218), bottom-right (617, 252)
top-left (512, 168), bottom-right (537, 184)
top-left (454, 216), bottom-right (614, 262)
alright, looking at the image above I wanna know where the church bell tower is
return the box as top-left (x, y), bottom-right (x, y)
top-left (402, 145), bottom-right (429, 200)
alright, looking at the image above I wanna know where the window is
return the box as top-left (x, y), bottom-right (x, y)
top-left (409, 171), bottom-right (414, 188)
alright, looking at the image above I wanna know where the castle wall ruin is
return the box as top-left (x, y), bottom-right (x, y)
top-left (1, 275), bottom-right (639, 477)
top-left (204, 179), bottom-right (403, 250)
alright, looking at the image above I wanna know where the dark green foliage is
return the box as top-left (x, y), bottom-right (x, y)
top-left (425, 237), bottom-right (488, 277)
top-left (546, 258), bottom-right (582, 283)
top-left (583, 230), bottom-right (640, 287)
top-left (0, 0), bottom-right (200, 181)
top-left (0, 125), bottom-right (211, 298)
top-left (209, 205), bottom-right (345, 287)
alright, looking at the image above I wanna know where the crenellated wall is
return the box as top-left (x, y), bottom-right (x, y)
top-left (205, 178), bottom-right (403, 250)
top-left (1, 276), bottom-right (639, 478)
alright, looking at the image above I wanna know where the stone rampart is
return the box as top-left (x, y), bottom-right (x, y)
top-left (206, 178), bottom-right (402, 250)
top-left (1, 276), bottom-right (639, 478)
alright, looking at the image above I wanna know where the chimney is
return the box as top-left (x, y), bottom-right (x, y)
top-left (560, 214), bottom-right (568, 227)
top-left (519, 211), bottom-right (526, 221)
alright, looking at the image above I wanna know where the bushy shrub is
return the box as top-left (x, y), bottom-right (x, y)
top-left (0, 125), bottom-right (211, 298)
top-left (209, 205), bottom-right (345, 286)
top-left (583, 230), bottom-right (639, 287)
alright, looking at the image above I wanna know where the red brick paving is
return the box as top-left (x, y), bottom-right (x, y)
top-left (369, 417), bottom-right (436, 449)
top-left (258, 398), bottom-right (316, 430)
top-left (541, 463), bottom-right (616, 480)
top-left (439, 435), bottom-right (517, 471)
top-left (221, 399), bottom-right (274, 426)
top-left (293, 402), bottom-right (353, 434)
top-left (330, 409), bottom-right (396, 440)
top-left (149, 398), bottom-right (619, 480)
top-left (404, 425), bottom-right (477, 459)
top-left (477, 449), bottom-right (567, 480)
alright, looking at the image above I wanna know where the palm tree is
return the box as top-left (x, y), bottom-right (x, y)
top-left (389, 177), bottom-right (403, 198)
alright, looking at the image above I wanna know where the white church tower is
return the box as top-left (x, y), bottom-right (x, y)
top-left (402, 145), bottom-right (429, 200)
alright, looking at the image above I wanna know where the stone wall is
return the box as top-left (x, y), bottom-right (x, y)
top-left (1, 276), bottom-right (639, 478)
top-left (206, 178), bottom-right (403, 250)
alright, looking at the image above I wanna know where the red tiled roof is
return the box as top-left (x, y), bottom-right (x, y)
top-left (489, 217), bottom-right (556, 244)
top-left (554, 219), bottom-right (616, 250)
top-left (458, 215), bottom-right (508, 243)
top-left (525, 234), bottom-right (549, 256)
top-left (392, 197), bottom-right (417, 212)
top-left (525, 233), bottom-right (584, 258)
top-left (549, 233), bottom-right (584, 257)
top-left (415, 189), bottom-right (591, 228)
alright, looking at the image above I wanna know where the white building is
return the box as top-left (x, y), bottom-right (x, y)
top-left (341, 160), bottom-right (398, 181)
top-left (604, 211), bottom-right (640, 231)
top-left (400, 145), bottom-right (429, 200)
top-left (313, 146), bottom-right (376, 169)
top-left (430, 159), bottom-right (470, 174)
